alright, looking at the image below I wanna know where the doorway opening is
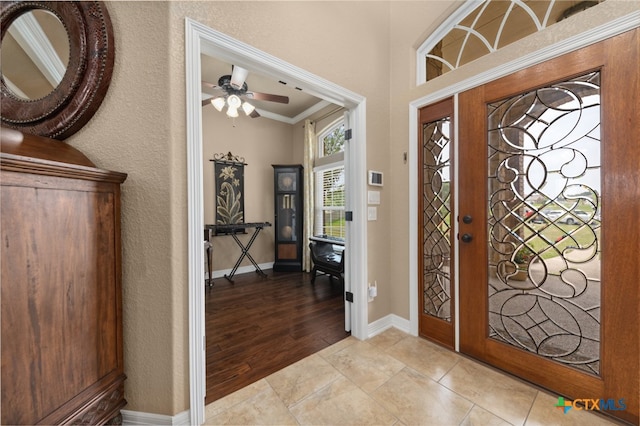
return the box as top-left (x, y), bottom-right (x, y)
top-left (202, 99), bottom-right (349, 404)
top-left (186, 18), bottom-right (368, 425)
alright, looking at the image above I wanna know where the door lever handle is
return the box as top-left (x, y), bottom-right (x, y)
top-left (461, 233), bottom-right (473, 243)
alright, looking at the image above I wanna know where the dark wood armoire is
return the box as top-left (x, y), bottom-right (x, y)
top-left (1, 129), bottom-right (127, 425)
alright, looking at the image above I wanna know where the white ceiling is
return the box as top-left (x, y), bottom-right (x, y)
top-left (201, 54), bottom-right (330, 124)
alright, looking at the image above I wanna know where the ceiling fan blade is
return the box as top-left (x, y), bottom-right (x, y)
top-left (249, 109), bottom-right (260, 118)
top-left (201, 80), bottom-right (220, 90)
top-left (202, 98), bottom-right (211, 107)
top-left (230, 66), bottom-right (249, 89)
top-left (245, 91), bottom-right (289, 104)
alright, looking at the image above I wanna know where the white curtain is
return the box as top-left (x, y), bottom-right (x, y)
top-left (302, 119), bottom-right (316, 272)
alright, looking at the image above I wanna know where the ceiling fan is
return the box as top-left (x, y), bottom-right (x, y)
top-left (202, 65), bottom-right (289, 118)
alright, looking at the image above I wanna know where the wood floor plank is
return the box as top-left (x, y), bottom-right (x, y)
top-left (205, 270), bottom-right (349, 404)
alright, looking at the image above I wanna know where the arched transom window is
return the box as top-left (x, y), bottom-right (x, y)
top-left (417, 0), bottom-right (605, 83)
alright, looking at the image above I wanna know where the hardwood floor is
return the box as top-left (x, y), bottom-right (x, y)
top-left (205, 270), bottom-right (349, 404)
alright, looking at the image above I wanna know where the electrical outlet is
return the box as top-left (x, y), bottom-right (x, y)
top-left (368, 281), bottom-right (377, 302)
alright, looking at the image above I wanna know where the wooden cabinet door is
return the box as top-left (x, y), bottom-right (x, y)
top-left (1, 158), bottom-right (127, 425)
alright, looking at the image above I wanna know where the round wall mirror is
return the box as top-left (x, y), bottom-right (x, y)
top-left (1, 9), bottom-right (70, 100)
top-left (0, 2), bottom-right (115, 140)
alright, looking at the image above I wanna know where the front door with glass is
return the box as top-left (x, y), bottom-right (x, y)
top-left (457, 30), bottom-right (638, 424)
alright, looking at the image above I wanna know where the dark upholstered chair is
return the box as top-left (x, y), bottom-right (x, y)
top-left (309, 241), bottom-right (345, 286)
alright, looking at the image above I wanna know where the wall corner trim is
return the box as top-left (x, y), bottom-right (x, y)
top-left (367, 314), bottom-right (414, 339)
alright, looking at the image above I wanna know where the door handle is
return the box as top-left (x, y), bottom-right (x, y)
top-left (461, 233), bottom-right (473, 243)
top-left (462, 215), bottom-right (473, 224)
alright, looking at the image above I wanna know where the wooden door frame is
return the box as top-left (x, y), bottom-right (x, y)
top-left (458, 29), bottom-right (639, 425)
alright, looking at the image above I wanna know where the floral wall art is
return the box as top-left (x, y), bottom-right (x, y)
top-left (212, 152), bottom-right (245, 233)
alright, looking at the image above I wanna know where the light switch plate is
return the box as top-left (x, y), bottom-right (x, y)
top-left (367, 206), bottom-right (377, 221)
top-left (367, 190), bottom-right (380, 205)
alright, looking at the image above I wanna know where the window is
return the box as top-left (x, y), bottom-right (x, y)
top-left (314, 120), bottom-right (345, 239)
top-left (321, 122), bottom-right (345, 156)
top-left (417, 0), bottom-right (604, 83)
top-left (315, 167), bottom-right (345, 238)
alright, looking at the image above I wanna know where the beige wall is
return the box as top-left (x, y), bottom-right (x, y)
top-left (385, 1), bottom-right (459, 323)
top-left (60, 0), bottom-right (638, 417)
top-left (202, 109), bottom-right (295, 269)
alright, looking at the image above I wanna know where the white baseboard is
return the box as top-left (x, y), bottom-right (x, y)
top-left (121, 409), bottom-right (190, 425)
top-left (209, 262), bottom-right (274, 280)
top-left (367, 314), bottom-right (414, 338)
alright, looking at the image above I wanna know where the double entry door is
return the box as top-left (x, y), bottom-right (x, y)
top-left (418, 29), bottom-right (638, 425)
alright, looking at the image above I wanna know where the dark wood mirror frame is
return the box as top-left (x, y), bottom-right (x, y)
top-left (0, 1), bottom-right (114, 140)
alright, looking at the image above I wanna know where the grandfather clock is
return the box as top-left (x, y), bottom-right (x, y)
top-left (272, 165), bottom-right (303, 271)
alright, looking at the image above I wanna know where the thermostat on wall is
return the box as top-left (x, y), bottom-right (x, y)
top-left (368, 170), bottom-right (383, 186)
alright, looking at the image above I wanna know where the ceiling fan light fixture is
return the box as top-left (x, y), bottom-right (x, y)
top-left (227, 94), bottom-right (242, 109)
top-left (211, 97), bottom-right (226, 112)
top-left (226, 107), bottom-right (239, 118)
top-left (242, 101), bottom-right (255, 115)
top-left (202, 66), bottom-right (287, 119)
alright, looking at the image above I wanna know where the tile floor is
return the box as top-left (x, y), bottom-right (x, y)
top-left (204, 328), bottom-right (624, 425)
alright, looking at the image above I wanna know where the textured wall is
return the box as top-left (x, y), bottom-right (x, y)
top-left (67, 1), bottom-right (178, 415)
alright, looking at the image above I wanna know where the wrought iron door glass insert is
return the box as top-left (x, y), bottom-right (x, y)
top-left (423, 117), bottom-right (452, 321)
top-left (487, 71), bottom-right (601, 375)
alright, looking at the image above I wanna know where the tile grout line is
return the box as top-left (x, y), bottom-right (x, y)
top-left (522, 390), bottom-right (541, 426)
